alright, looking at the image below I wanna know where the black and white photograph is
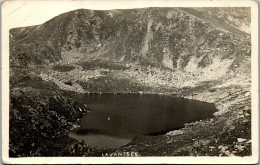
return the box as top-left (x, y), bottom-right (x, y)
top-left (1, 0), bottom-right (259, 164)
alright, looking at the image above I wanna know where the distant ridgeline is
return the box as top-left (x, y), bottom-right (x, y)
top-left (10, 8), bottom-right (250, 70)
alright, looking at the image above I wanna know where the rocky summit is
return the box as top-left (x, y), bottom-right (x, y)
top-left (9, 7), bottom-right (251, 157)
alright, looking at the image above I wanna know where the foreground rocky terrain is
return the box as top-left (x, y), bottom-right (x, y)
top-left (9, 7), bottom-right (251, 156)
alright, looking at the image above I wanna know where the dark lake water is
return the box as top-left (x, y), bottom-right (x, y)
top-left (69, 93), bottom-right (216, 148)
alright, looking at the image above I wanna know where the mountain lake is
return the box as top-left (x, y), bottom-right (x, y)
top-left (69, 93), bottom-right (217, 148)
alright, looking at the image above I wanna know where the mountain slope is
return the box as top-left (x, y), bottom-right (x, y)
top-left (10, 8), bottom-right (251, 94)
top-left (10, 8), bottom-right (250, 70)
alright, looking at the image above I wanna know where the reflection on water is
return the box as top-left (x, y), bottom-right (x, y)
top-left (69, 93), bottom-right (217, 148)
top-left (69, 133), bottom-right (132, 148)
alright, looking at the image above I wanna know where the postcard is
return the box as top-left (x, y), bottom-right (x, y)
top-left (1, 0), bottom-right (259, 164)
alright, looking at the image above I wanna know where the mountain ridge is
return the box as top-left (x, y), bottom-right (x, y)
top-left (10, 8), bottom-right (250, 71)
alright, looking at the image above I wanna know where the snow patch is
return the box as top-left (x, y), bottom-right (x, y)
top-left (162, 48), bottom-right (173, 69)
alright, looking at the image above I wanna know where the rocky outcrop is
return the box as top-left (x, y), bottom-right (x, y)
top-left (9, 89), bottom-right (89, 157)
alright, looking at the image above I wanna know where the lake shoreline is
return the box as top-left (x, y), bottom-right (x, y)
top-left (69, 93), bottom-right (216, 148)
top-left (9, 62), bottom-right (251, 156)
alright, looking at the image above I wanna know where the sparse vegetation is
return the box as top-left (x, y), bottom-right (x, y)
top-left (53, 64), bottom-right (76, 72)
top-left (78, 60), bottom-right (129, 71)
